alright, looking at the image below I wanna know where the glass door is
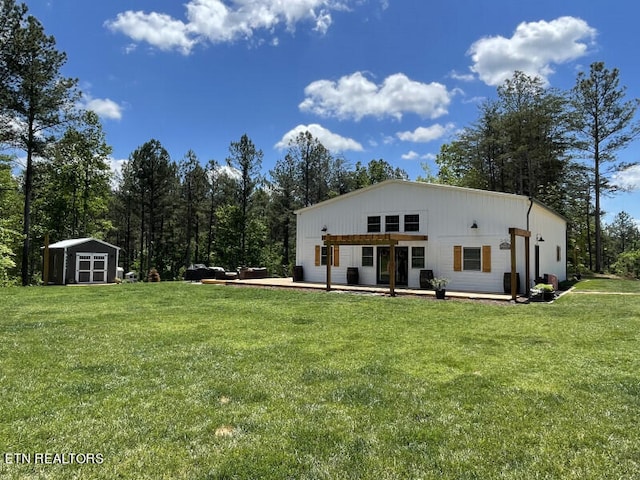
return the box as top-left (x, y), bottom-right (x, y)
top-left (377, 247), bottom-right (408, 286)
top-left (377, 247), bottom-right (390, 284)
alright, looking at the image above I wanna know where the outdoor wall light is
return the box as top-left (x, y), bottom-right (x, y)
top-left (536, 234), bottom-right (545, 242)
top-left (321, 226), bottom-right (327, 232)
top-left (470, 221), bottom-right (478, 229)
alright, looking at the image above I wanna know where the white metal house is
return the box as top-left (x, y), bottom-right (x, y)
top-left (295, 180), bottom-right (567, 295)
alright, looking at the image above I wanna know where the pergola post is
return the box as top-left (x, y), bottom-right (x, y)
top-left (525, 236), bottom-right (530, 297)
top-left (326, 234), bottom-right (332, 291)
top-left (389, 243), bottom-right (396, 297)
top-left (322, 233), bottom-right (428, 296)
top-left (510, 229), bottom-right (517, 300)
top-left (509, 228), bottom-right (531, 301)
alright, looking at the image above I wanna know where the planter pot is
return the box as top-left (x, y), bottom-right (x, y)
top-left (435, 289), bottom-right (446, 300)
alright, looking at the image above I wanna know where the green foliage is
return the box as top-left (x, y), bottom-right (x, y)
top-left (434, 72), bottom-right (571, 213)
top-left (606, 211), bottom-right (640, 255)
top-left (0, 0), bottom-right (81, 285)
top-left (226, 134), bottom-right (264, 266)
top-left (0, 223), bottom-right (20, 286)
top-left (33, 111), bottom-right (113, 240)
top-left (611, 250), bottom-right (640, 278)
top-left (353, 158), bottom-right (409, 187)
top-left (118, 139), bottom-right (178, 276)
top-left (430, 277), bottom-right (450, 290)
top-left (570, 62), bottom-right (640, 272)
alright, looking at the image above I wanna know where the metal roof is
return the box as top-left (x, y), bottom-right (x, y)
top-left (47, 237), bottom-right (120, 250)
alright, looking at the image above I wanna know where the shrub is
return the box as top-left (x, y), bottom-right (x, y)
top-left (612, 250), bottom-right (640, 279)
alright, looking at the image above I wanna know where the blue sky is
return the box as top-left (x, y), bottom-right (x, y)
top-left (23, 0), bottom-right (640, 224)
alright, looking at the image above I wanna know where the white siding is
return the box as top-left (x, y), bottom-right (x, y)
top-left (295, 180), bottom-right (566, 292)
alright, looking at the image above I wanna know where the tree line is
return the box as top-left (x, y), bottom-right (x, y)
top-left (107, 132), bottom-right (408, 281)
top-left (429, 68), bottom-right (639, 276)
top-left (1, 0), bottom-right (639, 285)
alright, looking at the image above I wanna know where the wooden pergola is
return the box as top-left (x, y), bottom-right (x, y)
top-left (322, 233), bottom-right (429, 296)
top-left (508, 227), bottom-right (531, 300)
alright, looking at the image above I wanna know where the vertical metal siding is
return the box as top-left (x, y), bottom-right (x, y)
top-left (296, 182), bottom-right (566, 292)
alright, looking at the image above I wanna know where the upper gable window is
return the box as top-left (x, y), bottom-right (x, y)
top-left (385, 215), bottom-right (400, 232)
top-left (404, 214), bottom-right (419, 232)
top-left (367, 216), bottom-right (381, 233)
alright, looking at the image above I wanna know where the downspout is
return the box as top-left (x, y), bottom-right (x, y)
top-left (526, 197), bottom-right (533, 232)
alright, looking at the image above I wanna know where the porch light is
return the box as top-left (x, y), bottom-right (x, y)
top-left (470, 221), bottom-right (478, 229)
top-left (536, 234), bottom-right (545, 242)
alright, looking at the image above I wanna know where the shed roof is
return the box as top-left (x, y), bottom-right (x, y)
top-left (47, 237), bottom-right (120, 250)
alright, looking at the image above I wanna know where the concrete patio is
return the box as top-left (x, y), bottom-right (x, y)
top-left (200, 276), bottom-right (521, 302)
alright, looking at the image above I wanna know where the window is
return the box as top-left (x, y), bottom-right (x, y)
top-left (385, 215), bottom-right (400, 232)
top-left (321, 246), bottom-right (328, 265)
top-left (405, 214), bottom-right (420, 232)
top-left (362, 247), bottom-right (374, 267)
top-left (315, 246), bottom-right (339, 267)
top-left (463, 247), bottom-right (481, 271)
top-left (411, 247), bottom-right (425, 269)
top-left (454, 245), bottom-right (491, 272)
top-left (367, 216), bottom-right (381, 233)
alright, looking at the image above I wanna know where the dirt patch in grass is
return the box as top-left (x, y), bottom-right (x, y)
top-left (214, 425), bottom-right (235, 437)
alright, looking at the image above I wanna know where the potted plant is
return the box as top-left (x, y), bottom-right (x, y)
top-left (531, 283), bottom-right (555, 301)
top-left (431, 277), bottom-right (449, 299)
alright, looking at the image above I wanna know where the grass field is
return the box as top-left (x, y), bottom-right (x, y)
top-left (1, 279), bottom-right (639, 479)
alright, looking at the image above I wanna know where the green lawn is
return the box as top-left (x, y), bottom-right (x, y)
top-left (571, 276), bottom-right (640, 293)
top-left (1, 281), bottom-right (639, 479)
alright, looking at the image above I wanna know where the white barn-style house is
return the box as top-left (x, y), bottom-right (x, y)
top-left (294, 180), bottom-right (567, 296)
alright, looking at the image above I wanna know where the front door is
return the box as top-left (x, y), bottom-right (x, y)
top-left (377, 246), bottom-right (408, 286)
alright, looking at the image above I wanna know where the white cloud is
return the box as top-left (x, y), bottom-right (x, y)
top-left (216, 164), bottom-right (242, 180)
top-left (107, 157), bottom-right (127, 188)
top-left (449, 70), bottom-right (475, 82)
top-left (401, 151), bottom-right (433, 161)
top-left (468, 16), bottom-right (597, 86)
top-left (275, 124), bottom-right (363, 152)
top-left (396, 123), bottom-right (455, 143)
top-left (82, 96), bottom-right (124, 120)
top-left (105, 11), bottom-right (195, 55)
top-left (105, 0), bottom-right (351, 54)
top-left (613, 165), bottom-right (640, 191)
top-left (299, 72), bottom-right (451, 121)
top-left (401, 151), bottom-right (420, 160)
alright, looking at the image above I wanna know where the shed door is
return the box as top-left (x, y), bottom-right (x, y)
top-left (76, 253), bottom-right (109, 283)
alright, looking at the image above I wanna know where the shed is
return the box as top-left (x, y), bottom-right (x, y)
top-left (295, 180), bottom-right (567, 297)
top-left (43, 238), bottom-right (121, 285)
